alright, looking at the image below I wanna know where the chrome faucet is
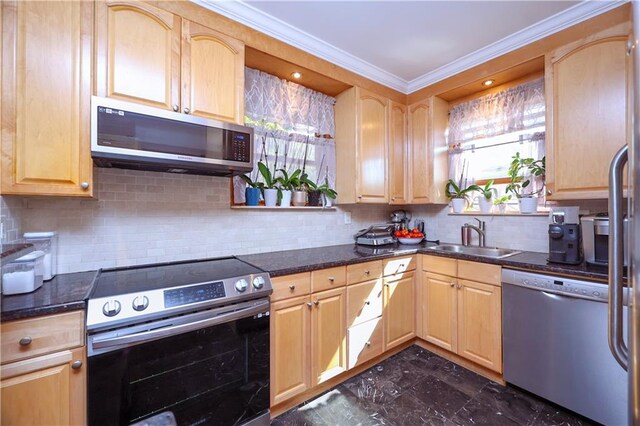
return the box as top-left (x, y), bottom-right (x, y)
top-left (462, 218), bottom-right (486, 247)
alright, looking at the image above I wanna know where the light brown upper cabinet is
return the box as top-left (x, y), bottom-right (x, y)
top-left (389, 101), bottom-right (408, 204)
top-left (408, 96), bottom-right (449, 204)
top-left (95, 0), bottom-right (244, 124)
top-left (1, 1), bottom-right (94, 197)
top-left (545, 23), bottom-right (630, 200)
top-left (335, 87), bottom-right (389, 203)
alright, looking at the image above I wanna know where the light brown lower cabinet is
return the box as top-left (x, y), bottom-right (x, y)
top-left (383, 271), bottom-right (416, 350)
top-left (421, 255), bottom-right (503, 373)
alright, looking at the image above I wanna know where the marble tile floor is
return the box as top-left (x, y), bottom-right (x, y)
top-left (271, 345), bottom-right (597, 426)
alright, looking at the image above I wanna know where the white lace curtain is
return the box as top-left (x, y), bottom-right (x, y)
top-left (233, 67), bottom-right (336, 203)
top-left (447, 77), bottom-right (546, 194)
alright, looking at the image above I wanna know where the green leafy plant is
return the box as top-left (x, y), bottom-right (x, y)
top-left (317, 178), bottom-right (337, 200)
top-left (493, 195), bottom-right (512, 205)
top-left (476, 179), bottom-right (497, 200)
top-left (291, 171), bottom-right (317, 191)
top-left (238, 173), bottom-right (261, 189)
top-left (445, 179), bottom-right (479, 201)
top-left (276, 168), bottom-right (302, 191)
top-left (256, 161), bottom-right (278, 189)
top-left (505, 153), bottom-right (546, 198)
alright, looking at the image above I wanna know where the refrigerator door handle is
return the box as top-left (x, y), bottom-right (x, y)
top-left (609, 144), bottom-right (629, 370)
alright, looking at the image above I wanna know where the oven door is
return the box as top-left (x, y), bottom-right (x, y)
top-left (87, 299), bottom-right (270, 426)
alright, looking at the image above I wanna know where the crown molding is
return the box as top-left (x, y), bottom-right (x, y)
top-left (406, 0), bottom-right (628, 93)
top-left (193, 0), bottom-right (627, 95)
top-left (193, 0), bottom-right (409, 92)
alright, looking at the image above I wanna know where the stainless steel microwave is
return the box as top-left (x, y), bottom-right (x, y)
top-left (91, 96), bottom-right (253, 176)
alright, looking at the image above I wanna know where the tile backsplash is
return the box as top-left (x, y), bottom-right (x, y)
top-left (1, 167), bottom-right (607, 274)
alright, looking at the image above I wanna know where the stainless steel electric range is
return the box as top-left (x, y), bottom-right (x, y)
top-left (86, 257), bottom-right (272, 426)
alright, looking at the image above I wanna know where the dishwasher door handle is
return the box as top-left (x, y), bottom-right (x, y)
top-left (608, 144), bottom-right (629, 370)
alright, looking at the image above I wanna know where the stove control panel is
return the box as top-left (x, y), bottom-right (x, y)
top-left (165, 281), bottom-right (226, 307)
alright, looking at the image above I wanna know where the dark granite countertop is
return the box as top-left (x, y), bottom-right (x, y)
top-left (239, 242), bottom-right (610, 282)
top-left (1, 243), bottom-right (34, 264)
top-left (1, 270), bottom-right (97, 322)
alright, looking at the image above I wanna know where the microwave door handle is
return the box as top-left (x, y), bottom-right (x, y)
top-left (608, 144), bottom-right (629, 370)
top-left (92, 300), bottom-right (269, 351)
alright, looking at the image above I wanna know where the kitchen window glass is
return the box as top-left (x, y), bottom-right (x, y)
top-left (233, 67), bottom-right (336, 203)
top-left (447, 77), bottom-right (546, 203)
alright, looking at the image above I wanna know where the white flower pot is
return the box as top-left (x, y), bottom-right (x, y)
top-left (292, 190), bottom-right (307, 206)
top-left (477, 196), bottom-right (493, 214)
top-left (263, 188), bottom-right (278, 207)
top-left (451, 198), bottom-right (466, 213)
top-left (322, 194), bottom-right (333, 208)
top-left (279, 190), bottom-right (292, 207)
top-left (518, 197), bottom-right (538, 214)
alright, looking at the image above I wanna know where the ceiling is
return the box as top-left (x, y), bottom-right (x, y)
top-left (196, 0), bottom-right (626, 94)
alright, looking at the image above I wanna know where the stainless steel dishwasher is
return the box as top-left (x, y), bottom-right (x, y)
top-left (502, 269), bottom-right (628, 425)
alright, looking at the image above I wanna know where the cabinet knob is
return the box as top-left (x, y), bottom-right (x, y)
top-left (457, 284), bottom-right (463, 289)
top-left (19, 336), bottom-right (32, 346)
top-left (365, 301), bottom-right (371, 306)
top-left (328, 277), bottom-right (335, 282)
top-left (71, 360), bottom-right (83, 370)
top-left (357, 196), bottom-right (362, 199)
top-left (450, 282), bottom-right (455, 287)
top-left (546, 189), bottom-right (552, 196)
top-left (628, 40), bottom-right (635, 56)
top-left (172, 104), bottom-right (179, 112)
top-left (183, 107), bottom-right (191, 114)
top-left (288, 285), bottom-right (295, 291)
top-left (391, 197), bottom-right (396, 201)
top-left (313, 300), bottom-right (319, 306)
top-left (306, 302), bottom-right (312, 308)
top-left (80, 182), bottom-right (90, 190)
top-left (366, 341), bottom-right (371, 347)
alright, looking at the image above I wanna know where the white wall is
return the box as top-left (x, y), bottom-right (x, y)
top-left (1, 168), bottom-right (607, 274)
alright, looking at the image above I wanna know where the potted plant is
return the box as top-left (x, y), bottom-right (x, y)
top-left (505, 153), bottom-right (546, 214)
top-left (475, 180), bottom-right (497, 213)
top-left (445, 179), bottom-right (479, 214)
top-left (290, 171), bottom-right (315, 206)
top-left (493, 195), bottom-right (511, 214)
top-left (256, 162), bottom-right (279, 207)
top-left (317, 178), bottom-right (338, 207)
top-left (276, 168), bottom-right (302, 207)
top-left (238, 173), bottom-right (262, 206)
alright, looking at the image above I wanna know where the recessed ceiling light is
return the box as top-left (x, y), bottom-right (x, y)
top-left (482, 79), bottom-right (495, 87)
top-left (291, 72), bottom-right (302, 79)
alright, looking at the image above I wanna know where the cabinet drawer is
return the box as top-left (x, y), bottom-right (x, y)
top-left (383, 255), bottom-right (416, 276)
top-left (347, 279), bottom-right (383, 327)
top-left (347, 260), bottom-right (383, 285)
top-left (311, 266), bottom-right (347, 293)
top-left (422, 255), bottom-right (457, 277)
top-left (271, 272), bottom-right (311, 302)
top-left (458, 260), bottom-right (501, 286)
top-left (347, 317), bottom-right (383, 369)
top-left (1, 311), bottom-right (84, 365)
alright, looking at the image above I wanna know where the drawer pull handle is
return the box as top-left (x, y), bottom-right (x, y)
top-left (313, 300), bottom-right (319, 306)
top-left (328, 277), bottom-right (335, 282)
top-left (71, 360), bottom-right (83, 370)
top-left (365, 270), bottom-right (370, 275)
top-left (289, 285), bottom-right (296, 291)
top-left (365, 301), bottom-right (371, 306)
top-left (19, 336), bottom-right (32, 346)
top-left (366, 341), bottom-right (371, 347)
top-left (457, 284), bottom-right (463, 289)
top-left (450, 283), bottom-right (455, 287)
top-left (306, 302), bottom-right (312, 308)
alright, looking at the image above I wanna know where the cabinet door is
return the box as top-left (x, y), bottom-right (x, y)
top-left (546, 24), bottom-right (629, 200)
top-left (383, 271), bottom-right (415, 350)
top-left (347, 279), bottom-right (383, 328)
top-left (356, 88), bottom-right (388, 203)
top-left (1, 347), bottom-right (86, 425)
top-left (457, 279), bottom-right (502, 373)
top-left (408, 101), bottom-right (430, 203)
top-left (389, 101), bottom-right (407, 205)
top-left (1, 0), bottom-right (93, 196)
top-left (311, 287), bottom-right (347, 385)
top-left (422, 272), bottom-right (458, 353)
top-left (95, 0), bottom-right (180, 110)
top-left (181, 20), bottom-right (244, 124)
top-left (270, 295), bottom-right (311, 406)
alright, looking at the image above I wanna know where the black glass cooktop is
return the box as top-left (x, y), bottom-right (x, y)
top-left (90, 257), bottom-right (264, 298)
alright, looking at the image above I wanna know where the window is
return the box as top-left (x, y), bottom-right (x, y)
top-left (447, 77), bottom-right (545, 203)
top-left (233, 68), bottom-right (336, 204)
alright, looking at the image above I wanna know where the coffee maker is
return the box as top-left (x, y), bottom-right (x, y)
top-left (548, 207), bottom-right (582, 265)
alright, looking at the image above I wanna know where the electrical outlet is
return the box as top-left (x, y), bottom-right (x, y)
top-left (343, 212), bottom-right (352, 225)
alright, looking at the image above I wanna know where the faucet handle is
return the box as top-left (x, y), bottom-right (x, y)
top-left (474, 217), bottom-right (485, 229)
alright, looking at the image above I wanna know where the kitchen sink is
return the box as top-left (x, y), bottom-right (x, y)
top-left (427, 244), bottom-right (521, 259)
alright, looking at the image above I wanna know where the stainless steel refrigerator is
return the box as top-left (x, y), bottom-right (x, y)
top-left (609, 3), bottom-right (640, 424)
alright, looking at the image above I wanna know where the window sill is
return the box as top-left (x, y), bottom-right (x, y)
top-left (231, 206), bottom-right (336, 211)
top-left (448, 210), bottom-right (549, 217)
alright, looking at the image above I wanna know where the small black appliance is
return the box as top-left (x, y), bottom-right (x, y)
top-left (548, 210), bottom-right (582, 265)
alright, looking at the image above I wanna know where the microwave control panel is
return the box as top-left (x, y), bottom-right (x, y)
top-left (225, 131), bottom-right (251, 163)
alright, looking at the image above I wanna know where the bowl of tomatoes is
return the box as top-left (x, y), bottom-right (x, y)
top-left (394, 228), bottom-right (425, 244)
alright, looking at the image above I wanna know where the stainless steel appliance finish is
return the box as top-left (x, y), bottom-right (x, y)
top-left (86, 257), bottom-right (272, 426)
top-left (581, 213), bottom-right (629, 266)
top-left (427, 244), bottom-right (520, 259)
top-left (612, 5), bottom-right (640, 422)
top-left (502, 268), bottom-right (628, 425)
top-left (91, 96), bottom-right (253, 176)
top-left (354, 225), bottom-right (395, 246)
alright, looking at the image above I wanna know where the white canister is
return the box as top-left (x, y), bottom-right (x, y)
top-left (23, 232), bottom-right (57, 281)
top-left (2, 250), bottom-right (45, 295)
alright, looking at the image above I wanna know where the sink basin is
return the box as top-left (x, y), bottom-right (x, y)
top-left (428, 244), bottom-right (521, 259)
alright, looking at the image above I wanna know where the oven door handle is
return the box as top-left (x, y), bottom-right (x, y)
top-left (91, 300), bottom-right (269, 350)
